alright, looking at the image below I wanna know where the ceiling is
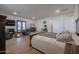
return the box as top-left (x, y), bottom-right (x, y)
top-left (0, 4), bottom-right (75, 19)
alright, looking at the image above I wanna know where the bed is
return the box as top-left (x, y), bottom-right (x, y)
top-left (30, 32), bottom-right (66, 54)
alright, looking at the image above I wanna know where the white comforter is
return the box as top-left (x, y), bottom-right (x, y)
top-left (31, 35), bottom-right (65, 54)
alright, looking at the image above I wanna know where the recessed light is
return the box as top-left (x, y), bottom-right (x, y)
top-left (13, 12), bottom-right (17, 15)
top-left (56, 10), bottom-right (60, 13)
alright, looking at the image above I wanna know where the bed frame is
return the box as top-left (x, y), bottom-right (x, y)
top-left (29, 32), bottom-right (42, 46)
top-left (29, 32), bottom-right (45, 54)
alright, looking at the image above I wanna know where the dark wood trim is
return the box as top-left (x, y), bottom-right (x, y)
top-left (29, 32), bottom-right (45, 54)
top-left (29, 33), bottom-right (39, 46)
top-left (29, 32), bottom-right (42, 47)
top-left (31, 45), bottom-right (45, 54)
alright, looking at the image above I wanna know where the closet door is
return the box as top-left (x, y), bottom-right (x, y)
top-left (52, 16), bottom-right (64, 33)
top-left (76, 19), bottom-right (79, 35)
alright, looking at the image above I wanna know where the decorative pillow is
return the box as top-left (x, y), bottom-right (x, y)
top-left (56, 31), bottom-right (74, 43)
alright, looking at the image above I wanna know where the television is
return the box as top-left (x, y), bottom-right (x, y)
top-left (76, 19), bottom-right (79, 35)
top-left (6, 20), bottom-right (15, 26)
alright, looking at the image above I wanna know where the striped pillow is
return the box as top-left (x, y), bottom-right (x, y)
top-left (56, 32), bottom-right (74, 43)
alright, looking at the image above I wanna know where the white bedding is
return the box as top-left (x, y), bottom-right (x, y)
top-left (31, 35), bottom-right (65, 54)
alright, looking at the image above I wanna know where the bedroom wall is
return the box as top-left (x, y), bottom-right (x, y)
top-left (35, 11), bottom-right (76, 33)
top-left (52, 15), bottom-right (64, 33)
top-left (35, 5), bottom-right (79, 33)
top-left (35, 18), bottom-right (52, 32)
top-left (26, 19), bottom-right (35, 28)
top-left (52, 12), bottom-right (75, 33)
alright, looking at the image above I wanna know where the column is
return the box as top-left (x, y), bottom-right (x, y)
top-left (0, 15), bottom-right (7, 54)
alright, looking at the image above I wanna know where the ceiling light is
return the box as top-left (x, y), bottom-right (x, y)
top-left (13, 12), bottom-right (17, 15)
top-left (56, 10), bottom-right (60, 13)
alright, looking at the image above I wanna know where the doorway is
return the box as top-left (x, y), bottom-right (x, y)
top-left (15, 20), bottom-right (26, 37)
top-left (17, 20), bottom-right (26, 32)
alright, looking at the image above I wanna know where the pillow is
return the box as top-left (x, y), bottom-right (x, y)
top-left (56, 32), bottom-right (74, 43)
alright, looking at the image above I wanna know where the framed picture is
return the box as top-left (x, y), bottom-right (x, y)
top-left (44, 25), bottom-right (47, 27)
top-left (43, 21), bottom-right (46, 24)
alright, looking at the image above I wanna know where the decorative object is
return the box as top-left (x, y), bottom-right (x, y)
top-left (43, 21), bottom-right (46, 24)
top-left (56, 31), bottom-right (74, 43)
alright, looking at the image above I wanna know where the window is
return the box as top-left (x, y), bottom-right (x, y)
top-left (17, 21), bottom-right (21, 32)
top-left (22, 22), bottom-right (26, 30)
top-left (17, 21), bottom-right (26, 32)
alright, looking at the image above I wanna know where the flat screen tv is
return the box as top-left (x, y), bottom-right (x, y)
top-left (6, 20), bottom-right (15, 26)
top-left (76, 19), bottom-right (79, 35)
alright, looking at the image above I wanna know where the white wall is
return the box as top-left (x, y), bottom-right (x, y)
top-left (26, 19), bottom-right (35, 28)
top-left (35, 12), bottom-right (76, 33)
top-left (52, 15), bottom-right (64, 33)
top-left (35, 18), bottom-right (52, 32)
top-left (52, 13), bottom-right (75, 33)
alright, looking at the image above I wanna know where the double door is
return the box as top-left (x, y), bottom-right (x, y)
top-left (17, 20), bottom-right (26, 32)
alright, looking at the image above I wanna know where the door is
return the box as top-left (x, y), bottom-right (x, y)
top-left (17, 20), bottom-right (26, 32)
top-left (22, 21), bottom-right (26, 31)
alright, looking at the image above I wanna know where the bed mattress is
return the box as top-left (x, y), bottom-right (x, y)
top-left (31, 32), bottom-right (65, 54)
